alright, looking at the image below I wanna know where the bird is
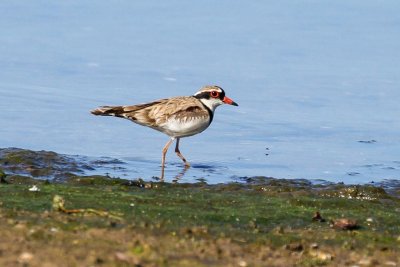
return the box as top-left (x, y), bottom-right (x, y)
top-left (91, 85), bottom-right (238, 179)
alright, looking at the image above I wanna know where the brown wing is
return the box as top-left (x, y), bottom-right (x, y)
top-left (147, 97), bottom-right (210, 124)
top-left (91, 96), bottom-right (209, 127)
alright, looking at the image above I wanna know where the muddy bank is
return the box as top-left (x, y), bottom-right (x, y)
top-left (0, 148), bottom-right (400, 266)
top-left (0, 147), bottom-right (126, 180)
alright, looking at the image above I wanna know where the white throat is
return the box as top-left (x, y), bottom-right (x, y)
top-left (199, 98), bottom-right (223, 112)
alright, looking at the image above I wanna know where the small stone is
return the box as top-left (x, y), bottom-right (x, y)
top-left (18, 252), bottom-right (34, 264)
top-left (273, 226), bottom-right (285, 234)
top-left (331, 218), bottom-right (359, 230)
top-left (114, 252), bottom-right (140, 265)
top-left (52, 195), bottom-right (65, 211)
top-left (310, 243), bottom-right (319, 249)
top-left (238, 260), bottom-right (248, 267)
top-left (384, 261), bottom-right (397, 266)
top-left (96, 258), bottom-right (105, 264)
top-left (115, 252), bottom-right (130, 262)
top-left (312, 211), bottom-right (326, 222)
top-left (358, 258), bottom-right (379, 266)
top-left (309, 250), bottom-right (333, 261)
top-left (28, 185), bottom-right (40, 192)
top-left (14, 222), bottom-right (27, 230)
top-left (285, 242), bottom-right (303, 252)
top-left (0, 170), bottom-right (7, 183)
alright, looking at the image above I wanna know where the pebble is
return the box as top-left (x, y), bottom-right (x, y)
top-left (114, 252), bottom-right (140, 265)
top-left (28, 185), bottom-right (40, 192)
top-left (238, 260), bottom-right (248, 267)
top-left (14, 223), bottom-right (27, 230)
top-left (331, 218), bottom-right (359, 230)
top-left (115, 252), bottom-right (130, 262)
top-left (285, 243), bottom-right (303, 252)
top-left (309, 250), bottom-right (333, 261)
top-left (18, 252), bottom-right (34, 264)
top-left (312, 211), bottom-right (325, 222)
top-left (358, 258), bottom-right (379, 266)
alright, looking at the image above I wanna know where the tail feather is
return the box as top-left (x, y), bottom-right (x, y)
top-left (91, 103), bottom-right (156, 124)
top-left (91, 106), bottom-right (125, 117)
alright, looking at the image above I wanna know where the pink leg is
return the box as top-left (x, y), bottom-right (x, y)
top-left (175, 138), bottom-right (190, 167)
top-left (161, 137), bottom-right (175, 179)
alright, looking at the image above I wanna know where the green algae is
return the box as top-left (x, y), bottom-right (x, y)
top-left (318, 184), bottom-right (391, 200)
top-left (1, 176), bottom-right (399, 244)
top-left (0, 148), bottom-right (87, 178)
top-left (0, 148), bottom-right (400, 266)
top-left (1, 176), bottom-right (400, 266)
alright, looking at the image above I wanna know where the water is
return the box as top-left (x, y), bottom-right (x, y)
top-left (1, 1), bottom-right (400, 183)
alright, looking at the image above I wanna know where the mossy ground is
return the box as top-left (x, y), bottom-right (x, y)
top-left (0, 174), bottom-right (399, 266)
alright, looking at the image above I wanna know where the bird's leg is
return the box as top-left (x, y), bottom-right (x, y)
top-left (161, 137), bottom-right (175, 180)
top-left (175, 137), bottom-right (190, 167)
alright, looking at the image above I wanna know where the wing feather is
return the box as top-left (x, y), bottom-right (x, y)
top-left (92, 96), bottom-right (209, 128)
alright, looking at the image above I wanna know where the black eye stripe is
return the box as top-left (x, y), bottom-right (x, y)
top-left (194, 88), bottom-right (225, 100)
top-left (194, 92), bottom-right (210, 100)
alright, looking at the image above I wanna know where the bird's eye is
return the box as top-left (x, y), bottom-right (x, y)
top-left (210, 91), bottom-right (219, 98)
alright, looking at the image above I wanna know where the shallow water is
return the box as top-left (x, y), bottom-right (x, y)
top-left (1, 1), bottom-right (400, 183)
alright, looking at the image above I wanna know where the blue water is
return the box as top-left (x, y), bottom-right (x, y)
top-left (1, 1), bottom-right (400, 183)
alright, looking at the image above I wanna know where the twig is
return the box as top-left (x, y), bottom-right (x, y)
top-left (52, 195), bottom-right (123, 221)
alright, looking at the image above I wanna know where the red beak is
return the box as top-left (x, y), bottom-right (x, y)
top-left (223, 96), bottom-right (238, 106)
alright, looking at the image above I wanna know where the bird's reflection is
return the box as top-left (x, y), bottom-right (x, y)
top-left (155, 164), bottom-right (190, 183)
top-left (172, 165), bottom-right (190, 183)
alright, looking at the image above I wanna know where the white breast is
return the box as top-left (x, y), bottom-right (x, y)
top-left (158, 116), bottom-right (210, 137)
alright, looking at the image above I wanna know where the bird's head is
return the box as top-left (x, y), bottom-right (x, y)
top-left (194, 85), bottom-right (238, 111)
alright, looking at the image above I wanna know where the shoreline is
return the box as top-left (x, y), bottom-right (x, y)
top-left (1, 147), bottom-right (399, 188)
top-left (1, 147), bottom-right (399, 266)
